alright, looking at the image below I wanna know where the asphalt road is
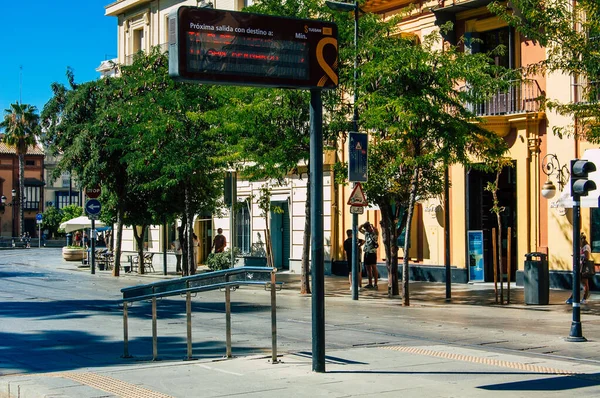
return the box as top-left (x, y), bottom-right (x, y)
top-left (3, 248), bottom-right (600, 385)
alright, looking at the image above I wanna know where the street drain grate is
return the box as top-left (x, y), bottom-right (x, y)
top-left (381, 346), bottom-right (577, 375)
top-left (51, 372), bottom-right (174, 398)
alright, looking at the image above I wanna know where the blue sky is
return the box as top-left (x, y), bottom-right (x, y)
top-left (1, 1), bottom-right (116, 116)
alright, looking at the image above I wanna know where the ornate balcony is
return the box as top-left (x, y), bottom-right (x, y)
top-left (462, 79), bottom-right (543, 117)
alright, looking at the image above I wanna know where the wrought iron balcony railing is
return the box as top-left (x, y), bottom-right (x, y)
top-left (462, 79), bottom-right (543, 117)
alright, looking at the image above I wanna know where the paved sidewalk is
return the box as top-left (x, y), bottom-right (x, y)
top-left (3, 338), bottom-right (600, 397)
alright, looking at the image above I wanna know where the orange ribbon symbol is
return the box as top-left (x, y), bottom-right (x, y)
top-left (316, 37), bottom-right (338, 87)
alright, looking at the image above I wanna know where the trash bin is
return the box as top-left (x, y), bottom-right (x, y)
top-left (524, 252), bottom-right (549, 305)
top-left (66, 233), bottom-right (72, 246)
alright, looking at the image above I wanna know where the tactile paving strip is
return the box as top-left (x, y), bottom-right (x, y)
top-left (381, 346), bottom-right (577, 375)
top-left (51, 372), bottom-right (174, 398)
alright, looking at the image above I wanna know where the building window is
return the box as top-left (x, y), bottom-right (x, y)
top-left (133, 28), bottom-right (144, 53)
top-left (55, 191), bottom-right (80, 209)
top-left (61, 172), bottom-right (71, 188)
top-left (25, 160), bottom-right (35, 166)
top-left (235, 201), bottom-right (251, 254)
top-left (24, 186), bottom-right (41, 210)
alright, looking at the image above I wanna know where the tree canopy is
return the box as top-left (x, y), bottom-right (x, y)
top-left (353, 15), bottom-right (511, 300)
top-left (41, 49), bottom-right (228, 275)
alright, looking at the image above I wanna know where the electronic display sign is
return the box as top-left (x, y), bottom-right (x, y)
top-left (169, 7), bottom-right (338, 89)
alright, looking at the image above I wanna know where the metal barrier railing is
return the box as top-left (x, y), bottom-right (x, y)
top-left (120, 266), bottom-right (282, 362)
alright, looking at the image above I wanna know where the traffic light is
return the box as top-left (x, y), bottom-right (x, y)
top-left (571, 159), bottom-right (597, 197)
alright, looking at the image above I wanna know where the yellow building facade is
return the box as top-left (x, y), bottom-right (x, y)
top-left (339, 0), bottom-right (595, 286)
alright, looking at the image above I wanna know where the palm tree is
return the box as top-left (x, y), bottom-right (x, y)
top-left (0, 102), bottom-right (40, 237)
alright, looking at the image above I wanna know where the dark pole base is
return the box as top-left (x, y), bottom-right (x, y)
top-left (566, 321), bottom-right (587, 342)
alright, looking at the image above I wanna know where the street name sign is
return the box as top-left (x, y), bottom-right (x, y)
top-left (348, 132), bottom-right (368, 182)
top-left (168, 7), bottom-right (339, 89)
top-left (85, 199), bottom-right (102, 217)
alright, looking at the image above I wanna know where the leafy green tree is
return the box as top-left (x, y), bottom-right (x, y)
top-left (114, 49), bottom-right (226, 274)
top-left (222, 0), bottom-right (343, 294)
top-left (60, 205), bottom-right (83, 224)
top-left (490, 0), bottom-right (600, 139)
top-left (42, 49), bottom-right (227, 276)
top-left (41, 206), bottom-right (63, 237)
top-left (0, 103), bottom-right (40, 236)
top-left (358, 20), bottom-right (511, 302)
top-left (42, 69), bottom-right (130, 275)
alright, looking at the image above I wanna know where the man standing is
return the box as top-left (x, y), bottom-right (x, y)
top-left (344, 229), bottom-right (364, 291)
top-left (212, 228), bottom-right (227, 253)
top-left (359, 221), bottom-right (379, 289)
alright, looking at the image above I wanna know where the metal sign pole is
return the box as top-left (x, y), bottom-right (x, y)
top-left (310, 89), bottom-right (325, 373)
top-left (91, 219), bottom-right (96, 275)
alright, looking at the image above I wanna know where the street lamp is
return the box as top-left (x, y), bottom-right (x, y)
top-left (326, 0), bottom-right (361, 300)
top-left (541, 154), bottom-right (569, 199)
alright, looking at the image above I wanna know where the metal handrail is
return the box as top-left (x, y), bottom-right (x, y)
top-left (120, 266), bottom-right (281, 363)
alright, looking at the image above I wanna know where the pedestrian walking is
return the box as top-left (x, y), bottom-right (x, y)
top-left (172, 238), bottom-right (182, 274)
top-left (191, 233), bottom-right (199, 275)
top-left (359, 221), bottom-right (379, 289)
top-left (105, 231), bottom-right (112, 250)
top-left (566, 232), bottom-right (593, 304)
top-left (344, 229), bottom-right (364, 290)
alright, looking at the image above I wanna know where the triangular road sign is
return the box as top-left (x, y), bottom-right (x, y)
top-left (347, 183), bottom-right (368, 206)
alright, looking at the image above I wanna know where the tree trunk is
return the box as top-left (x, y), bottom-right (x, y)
top-left (180, 213), bottom-right (188, 276)
top-left (401, 167), bottom-right (420, 306)
top-left (133, 224), bottom-right (146, 274)
top-left (492, 170), bottom-right (503, 303)
top-left (379, 202), bottom-right (399, 297)
top-left (185, 185), bottom-right (196, 275)
top-left (18, 153), bottom-right (25, 237)
top-left (301, 172), bottom-right (311, 295)
top-left (112, 209), bottom-right (123, 276)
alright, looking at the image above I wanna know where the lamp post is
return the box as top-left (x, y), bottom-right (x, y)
top-left (326, 0), bottom-right (361, 300)
top-left (541, 154), bottom-right (570, 200)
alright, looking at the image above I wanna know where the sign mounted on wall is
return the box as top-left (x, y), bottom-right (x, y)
top-left (169, 7), bottom-right (339, 89)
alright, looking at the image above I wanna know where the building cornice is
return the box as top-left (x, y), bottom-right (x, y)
top-left (105, 0), bottom-right (152, 17)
